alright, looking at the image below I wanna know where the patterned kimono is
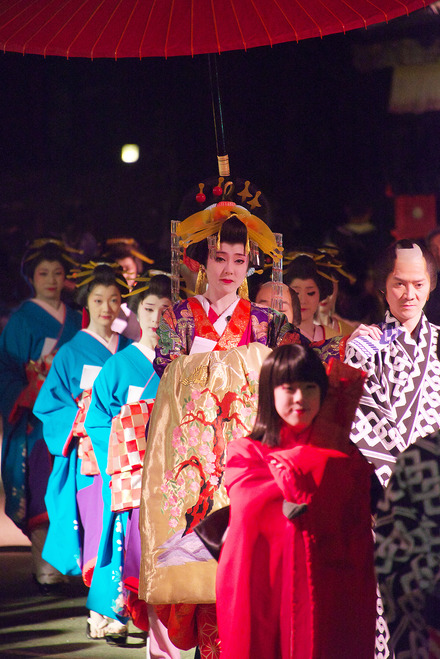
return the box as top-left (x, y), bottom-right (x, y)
top-left (345, 311), bottom-right (440, 488)
top-left (0, 299), bottom-right (81, 532)
top-left (84, 343), bottom-right (160, 624)
top-left (345, 310), bottom-right (440, 659)
top-left (33, 330), bottom-right (131, 580)
top-left (375, 433), bottom-right (440, 658)
top-left (154, 296), bottom-right (299, 377)
top-left (141, 296), bottom-right (300, 657)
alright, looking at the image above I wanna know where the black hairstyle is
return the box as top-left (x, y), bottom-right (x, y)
top-left (374, 239), bottom-right (437, 293)
top-left (103, 238), bottom-right (146, 276)
top-left (253, 280), bottom-right (301, 327)
top-left (186, 215), bottom-right (250, 267)
top-left (74, 263), bottom-right (128, 308)
top-left (22, 240), bottom-right (72, 281)
top-left (284, 255), bottom-right (333, 301)
top-left (249, 344), bottom-right (328, 448)
top-left (126, 274), bottom-right (172, 313)
top-left (289, 288), bottom-right (302, 327)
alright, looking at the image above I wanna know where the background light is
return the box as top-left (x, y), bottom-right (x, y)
top-left (121, 144), bottom-right (139, 163)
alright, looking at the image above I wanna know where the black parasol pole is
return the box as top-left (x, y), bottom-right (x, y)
top-left (208, 54), bottom-right (230, 179)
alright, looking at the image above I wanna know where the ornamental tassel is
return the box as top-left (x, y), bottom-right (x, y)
top-left (271, 233), bottom-right (284, 312)
top-left (171, 220), bottom-right (181, 304)
top-left (238, 278), bottom-right (249, 300)
top-left (195, 267), bottom-right (207, 295)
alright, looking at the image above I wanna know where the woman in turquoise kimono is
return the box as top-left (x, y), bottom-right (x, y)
top-left (85, 275), bottom-right (179, 654)
top-left (0, 238), bottom-right (81, 592)
top-left (34, 262), bottom-right (131, 637)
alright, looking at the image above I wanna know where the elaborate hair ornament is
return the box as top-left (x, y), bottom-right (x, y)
top-left (284, 248), bottom-right (356, 285)
top-left (23, 238), bottom-right (82, 266)
top-left (176, 202), bottom-right (282, 263)
top-left (68, 261), bottom-right (131, 291)
top-left (122, 269), bottom-right (174, 298)
top-left (104, 237), bottom-right (154, 264)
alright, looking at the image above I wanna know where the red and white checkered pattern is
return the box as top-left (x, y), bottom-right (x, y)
top-left (107, 399), bottom-right (154, 511)
top-left (73, 389), bottom-right (99, 475)
top-left (73, 388), bottom-right (92, 438)
top-left (107, 400), bottom-right (154, 475)
top-left (110, 468), bottom-right (143, 512)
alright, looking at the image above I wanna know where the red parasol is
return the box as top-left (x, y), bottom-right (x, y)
top-left (0, 0), bottom-right (430, 60)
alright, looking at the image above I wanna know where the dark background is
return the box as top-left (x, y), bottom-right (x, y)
top-left (1, 7), bottom-right (440, 284)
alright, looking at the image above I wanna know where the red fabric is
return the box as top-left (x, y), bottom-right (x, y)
top-left (125, 590), bottom-right (150, 632)
top-left (0, 1), bottom-right (428, 59)
top-left (72, 389), bottom-right (100, 475)
top-left (8, 354), bottom-right (56, 424)
top-left (188, 297), bottom-right (251, 350)
top-left (216, 434), bottom-right (376, 659)
top-left (392, 194), bottom-right (436, 240)
top-left (156, 604), bottom-right (198, 651)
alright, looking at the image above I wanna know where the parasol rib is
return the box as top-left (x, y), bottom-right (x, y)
top-left (229, 0), bottom-right (248, 51)
top-left (249, 0), bottom-right (274, 47)
top-left (272, 0), bottom-right (300, 43)
top-left (115, 0), bottom-right (141, 60)
top-left (190, 0), bottom-right (194, 57)
top-left (210, 0), bottom-right (222, 54)
top-left (164, 0), bottom-right (176, 59)
top-left (357, 0), bottom-right (388, 21)
top-left (292, 0), bottom-right (324, 38)
top-left (1, 0), bottom-right (62, 55)
top-left (138, 0), bottom-right (157, 59)
top-left (90, 0), bottom-right (126, 61)
top-left (44, 0), bottom-right (94, 59)
top-left (338, 0), bottom-right (368, 28)
top-left (316, 0), bottom-right (347, 33)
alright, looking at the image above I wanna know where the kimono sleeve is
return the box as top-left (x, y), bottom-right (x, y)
top-left (225, 439), bottom-right (282, 514)
top-left (266, 310), bottom-right (295, 348)
top-left (33, 345), bottom-right (79, 457)
top-left (345, 342), bottom-right (404, 452)
top-left (154, 306), bottom-right (190, 377)
top-left (85, 360), bottom-right (119, 478)
top-left (0, 311), bottom-right (33, 418)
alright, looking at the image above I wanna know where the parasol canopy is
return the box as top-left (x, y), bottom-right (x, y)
top-left (0, 0), bottom-right (431, 60)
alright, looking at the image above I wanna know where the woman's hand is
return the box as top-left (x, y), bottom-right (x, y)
top-left (347, 324), bottom-right (382, 343)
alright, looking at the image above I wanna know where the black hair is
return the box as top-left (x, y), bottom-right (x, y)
top-left (74, 263), bottom-right (128, 308)
top-left (253, 280), bottom-right (301, 327)
top-left (104, 238), bottom-right (146, 276)
top-left (186, 216), bottom-right (250, 267)
top-left (284, 255), bottom-right (333, 301)
top-left (127, 274), bottom-right (172, 313)
top-left (22, 241), bottom-right (70, 281)
top-left (249, 344), bottom-right (328, 447)
top-left (374, 239), bottom-right (437, 292)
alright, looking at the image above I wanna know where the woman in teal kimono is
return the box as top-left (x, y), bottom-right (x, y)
top-left (34, 262), bottom-right (131, 637)
top-left (85, 275), bottom-right (180, 653)
top-left (0, 238), bottom-right (81, 592)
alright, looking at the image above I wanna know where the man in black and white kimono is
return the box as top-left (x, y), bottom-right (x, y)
top-left (344, 240), bottom-right (440, 658)
top-left (375, 432), bottom-right (440, 659)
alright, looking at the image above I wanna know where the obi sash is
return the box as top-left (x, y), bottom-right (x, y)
top-left (108, 399), bottom-right (154, 512)
top-left (73, 388), bottom-right (99, 476)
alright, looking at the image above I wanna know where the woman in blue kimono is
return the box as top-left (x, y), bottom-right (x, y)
top-left (34, 262), bottom-right (131, 637)
top-left (0, 238), bottom-right (81, 592)
top-left (85, 275), bottom-right (179, 655)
